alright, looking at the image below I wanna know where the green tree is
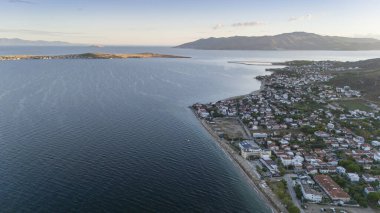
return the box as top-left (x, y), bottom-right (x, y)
top-left (367, 192), bottom-right (380, 204)
top-left (288, 204), bottom-right (301, 213)
top-left (347, 163), bottom-right (361, 173)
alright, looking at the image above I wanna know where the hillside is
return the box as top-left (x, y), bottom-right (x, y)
top-left (328, 58), bottom-right (380, 103)
top-left (176, 32), bottom-right (380, 50)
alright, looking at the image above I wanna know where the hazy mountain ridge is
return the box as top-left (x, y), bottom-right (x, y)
top-left (176, 32), bottom-right (380, 50)
top-left (0, 38), bottom-right (74, 46)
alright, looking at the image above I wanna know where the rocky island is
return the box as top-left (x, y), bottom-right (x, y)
top-left (0, 52), bottom-right (190, 61)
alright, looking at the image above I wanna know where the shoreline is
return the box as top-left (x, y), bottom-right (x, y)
top-left (190, 100), bottom-right (286, 213)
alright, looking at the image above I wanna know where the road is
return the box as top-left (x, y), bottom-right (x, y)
top-left (284, 174), bottom-right (305, 213)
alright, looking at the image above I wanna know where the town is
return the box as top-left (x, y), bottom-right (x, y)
top-left (193, 60), bottom-right (380, 213)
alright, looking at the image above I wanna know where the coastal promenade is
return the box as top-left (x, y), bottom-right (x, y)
top-left (192, 109), bottom-right (287, 213)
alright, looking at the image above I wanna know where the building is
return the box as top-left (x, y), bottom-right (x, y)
top-left (314, 175), bottom-right (351, 202)
top-left (336, 166), bottom-right (346, 175)
top-left (314, 131), bottom-right (330, 138)
top-left (300, 183), bottom-right (323, 203)
top-left (239, 141), bottom-right (261, 159)
top-left (260, 158), bottom-right (280, 176)
top-left (346, 173), bottom-right (360, 182)
top-left (362, 174), bottom-right (378, 183)
top-left (371, 141), bottom-right (380, 147)
top-left (319, 166), bottom-right (337, 174)
top-left (364, 186), bottom-right (375, 195)
top-left (374, 151), bottom-right (380, 162)
top-left (280, 156), bottom-right (292, 166)
top-left (252, 133), bottom-right (268, 138)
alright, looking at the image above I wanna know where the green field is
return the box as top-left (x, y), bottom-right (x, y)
top-left (333, 99), bottom-right (372, 111)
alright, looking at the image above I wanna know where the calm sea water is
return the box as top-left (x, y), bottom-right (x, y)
top-left (0, 46), bottom-right (379, 212)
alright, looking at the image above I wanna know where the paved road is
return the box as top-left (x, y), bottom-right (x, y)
top-left (284, 174), bottom-right (305, 213)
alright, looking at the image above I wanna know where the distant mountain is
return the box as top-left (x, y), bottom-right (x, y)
top-left (176, 32), bottom-right (380, 50)
top-left (0, 38), bottom-right (74, 46)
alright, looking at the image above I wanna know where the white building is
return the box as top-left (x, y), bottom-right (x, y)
top-left (252, 133), bottom-right (268, 138)
top-left (362, 174), bottom-right (378, 183)
top-left (371, 141), bottom-right (380, 147)
top-left (239, 141), bottom-right (261, 159)
top-left (300, 183), bottom-right (323, 203)
top-left (364, 186), bottom-right (375, 195)
top-left (374, 151), bottom-right (380, 162)
top-left (280, 156), bottom-right (292, 167)
top-left (346, 173), bottom-right (360, 182)
top-left (336, 166), bottom-right (346, 175)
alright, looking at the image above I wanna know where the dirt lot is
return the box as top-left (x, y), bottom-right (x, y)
top-left (211, 117), bottom-right (248, 139)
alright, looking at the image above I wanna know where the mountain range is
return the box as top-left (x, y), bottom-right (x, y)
top-left (176, 32), bottom-right (380, 50)
top-left (0, 38), bottom-right (74, 46)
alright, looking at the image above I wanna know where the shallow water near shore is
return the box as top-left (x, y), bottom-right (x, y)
top-left (0, 46), bottom-right (379, 212)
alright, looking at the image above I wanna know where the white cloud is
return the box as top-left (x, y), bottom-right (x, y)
top-left (288, 14), bottom-right (312, 22)
top-left (213, 24), bottom-right (224, 30)
top-left (231, 21), bottom-right (264, 27)
top-left (8, 0), bottom-right (35, 4)
top-left (213, 21), bottom-right (264, 30)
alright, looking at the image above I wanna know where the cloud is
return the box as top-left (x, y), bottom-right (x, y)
top-left (213, 21), bottom-right (264, 30)
top-left (8, 0), bottom-right (35, 4)
top-left (231, 21), bottom-right (264, 27)
top-left (213, 24), bottom-right (224, 30)
top-left (288, 14), bottom-right (312, 22)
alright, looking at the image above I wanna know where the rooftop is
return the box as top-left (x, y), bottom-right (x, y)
top-left (314, 175), bottom-right (350, 200)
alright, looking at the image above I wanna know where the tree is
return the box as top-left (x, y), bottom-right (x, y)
top-left (287, 204), bottom-right (301, 213)
top-left (367, 192), bottom-right (380, 204)
top-left (347, 163), bottom-right (361, 173)
top-left (294, 185), bottom-right (302, 200)
top-left (370, 180), bottom-right (379, 188)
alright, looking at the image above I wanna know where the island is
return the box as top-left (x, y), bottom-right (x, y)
top-left (0, 52), bottom-right (190, 61)
top-left (192, 58), bottom-right (380, 213)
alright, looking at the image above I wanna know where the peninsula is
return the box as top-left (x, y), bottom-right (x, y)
top-left (0, 52), bottom-right (190, 61)
top-left (193, 58), bottom-right (380, 213)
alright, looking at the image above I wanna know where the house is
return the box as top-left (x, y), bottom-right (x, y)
top-left (371, 141), bottom-right (380, 147)
top-left (319, 166), bottom-right (336, 174)
top-left (364, 186), bottom-right (375, 195)
top-left (374, 151), bottom-right (380, 162)
top-left (361, 143), bottom-right (371, 151)
top-left (252, 133), bottom-right (268, 138)
top-left (197, 109), bottom-right (210, 118)
top-left (346, 173), bottom-right (360, 182)
top-left (362, 174), bottom-right (378, 183)
top-left (307, 167), bottom-right (318, 175)
top-left (314, 131), bottom-right (330, 138)
top-left (280, 156), bottom-right (292, 167)
top-left (336, 166), bottom-right (346, 175)
top-left (300, 183), bottom-right (323, 203)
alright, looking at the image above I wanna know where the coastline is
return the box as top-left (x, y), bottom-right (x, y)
top-left (190, 75), bottom-right (286, 213)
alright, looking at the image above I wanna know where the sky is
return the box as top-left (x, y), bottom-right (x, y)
top-left (0, 0), bottom-right (380, 45)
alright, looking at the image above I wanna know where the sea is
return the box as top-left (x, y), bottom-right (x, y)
top-left (0, 46), bottom-right (379, 212)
